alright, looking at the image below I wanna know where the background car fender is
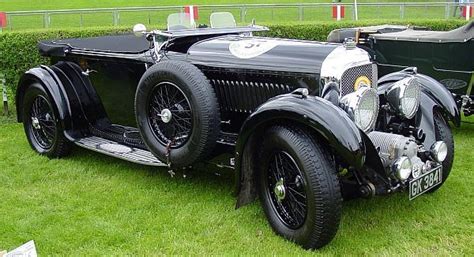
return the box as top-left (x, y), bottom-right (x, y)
top-left (378, 70), bottom-right (460, 149)
top-left (416, 73), bottom-right (461, 126)
top-left (234, 94), bottom-right (366, 207)
top-left (378, 70), bottom-right (460, 126)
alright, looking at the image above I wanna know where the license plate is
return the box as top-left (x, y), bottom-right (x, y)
top-left (409, 166), bottom-right (443, 200)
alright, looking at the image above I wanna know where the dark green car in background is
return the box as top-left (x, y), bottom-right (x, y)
top-left (328, 21), bottom-right (474, 117)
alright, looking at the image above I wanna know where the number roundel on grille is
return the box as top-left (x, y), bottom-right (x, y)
top-left (340, 64), bottom-right (378, 96)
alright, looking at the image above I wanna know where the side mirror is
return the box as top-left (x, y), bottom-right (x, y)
top-left (133, 24), bottom-right (147, 37)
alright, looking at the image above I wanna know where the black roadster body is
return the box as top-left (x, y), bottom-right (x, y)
top-left (328, 21), bottom-right (474, 116)
top-left (16, 13), bottom-right (459, 249)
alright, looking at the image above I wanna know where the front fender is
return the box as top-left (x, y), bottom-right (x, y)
top-left (234, 94), bottom-right (366, 206)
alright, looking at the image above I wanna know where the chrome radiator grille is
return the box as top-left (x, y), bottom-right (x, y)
top-left (211, 79), bottom-right (293, 113)
top-left (340, 63), bottom-right (378, 96)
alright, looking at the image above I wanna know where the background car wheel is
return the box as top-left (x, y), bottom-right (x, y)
top-left (257, 125), bottom-right (342, 249)
top-left (428, 110), bottom-right (454, 192)
top-left (22, 83), bottom-right (71, 158)
top-left (135, 61), bottom-right (221, 167)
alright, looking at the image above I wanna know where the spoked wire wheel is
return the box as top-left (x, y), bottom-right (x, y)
top-left (135, 61), bottom-right (220, 167)
top-left (257, 125), bottom-right (342, 249)
top-left (147, 81), bottom-right (193, 148)
top-left (265, 150), bottom-right (308, 229)
top-left (28, 95), bottom-right (57, 150)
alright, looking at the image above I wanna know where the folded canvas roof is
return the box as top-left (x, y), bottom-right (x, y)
top-left (371, 21), bottom-right (473, 43)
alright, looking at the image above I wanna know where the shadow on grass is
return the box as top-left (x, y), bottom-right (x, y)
top-left (66, 145), bottom-right (236, 197)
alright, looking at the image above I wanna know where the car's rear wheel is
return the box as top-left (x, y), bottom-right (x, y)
top-left (257, 125), bottom-right (342, 249)
top-left (22, 83), bottom-right (71, 158)
top-left (135, 61), bottom-right (221, 167)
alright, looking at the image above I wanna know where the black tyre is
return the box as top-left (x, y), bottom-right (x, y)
top-left (428, 110), bottom-right (454, 192)
top-left (135, 61), bottom-right (221, 167)
top-left (257, 125), bottom-right (342, 249)
top-left (22, 83), bottom-right (71, 158)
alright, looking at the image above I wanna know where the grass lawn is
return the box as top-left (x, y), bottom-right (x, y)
top-left (1, 0), bottom-right (464, 30)
top-left (0, 116), bottom-right (473, 255)
top-left (0, 0), bottom-right (442, 12)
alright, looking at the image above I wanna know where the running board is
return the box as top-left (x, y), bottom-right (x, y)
top-left (75, 136), bottom-right (167, 167)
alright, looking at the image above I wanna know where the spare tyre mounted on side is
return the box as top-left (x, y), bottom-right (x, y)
top-left (135, 61), bottom-right (221, 167)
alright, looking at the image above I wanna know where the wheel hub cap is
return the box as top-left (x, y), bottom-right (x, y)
top-left (148, 82), bottom-right (193, 148)
top-left (274, 178), bottom-right (286, 202)
top-left (31, 117), bottom-right (41, 129)
top-left (160, 109), bottom-right (172, 123)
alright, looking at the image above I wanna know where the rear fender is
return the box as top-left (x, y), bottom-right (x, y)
top-left (16, 66), bottom-right (72, 131)
top-left (16, 62), bottom-right (108, 139)
top-left (234, 94), bottom-right (366, 207)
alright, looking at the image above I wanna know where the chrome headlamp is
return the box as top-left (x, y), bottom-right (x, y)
top-left (431, 141), bottom-right (448, 163)
top-left (386, 77), bottom-right (421, 119)
top-left (340, 86), bottom-right (379, 132)
top-left (392, 156), bottom-right (413, 181)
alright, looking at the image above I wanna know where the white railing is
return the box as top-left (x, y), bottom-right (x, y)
top-left (2, 2), bottom-right (471, 30)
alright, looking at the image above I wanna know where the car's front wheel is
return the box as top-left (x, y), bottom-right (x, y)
top-left (257, 125), bottom-right (342, 249)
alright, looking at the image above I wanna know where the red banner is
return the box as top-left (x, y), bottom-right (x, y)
top-left (461, 6), bottom-right (472, 18)
top-left (184, 5), bottom-right (199, 21)
top-left (0, 12), bottom-right (7, 28)
top-left (332, 5), bottom-right (345, 20)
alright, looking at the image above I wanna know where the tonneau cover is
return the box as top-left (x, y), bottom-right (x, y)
top-left (38, 34), bottom-right (150, 57)
top-left (327, 25), bottom-right (410, 43)
top-left (371, 21), bottom-right (474, 43)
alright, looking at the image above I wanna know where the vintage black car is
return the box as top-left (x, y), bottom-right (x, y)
top-left (16, 13), bottom-right (459, 249)
top-left (328, 21), bottom-right (473, 116)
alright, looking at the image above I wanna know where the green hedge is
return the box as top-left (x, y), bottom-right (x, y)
top-left (262, 19), bottom-right (468, 41)
top-left (0, 19), bottom-right (468, 106)
top-left (0, 27), bottom-right (131, 105)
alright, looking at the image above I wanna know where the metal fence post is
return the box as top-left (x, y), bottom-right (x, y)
top-left (400, 4), bottom-right (405, 19)
top-left (240, 5), bottom-right (246, 23)
top-left (113, 10), bottom-right (119, 26)
top-left (7, 14), bottom-right (12, 30)
top-left (298, 5), bottom-right (304, 21)
top-left (1, 74), bottom-right (8, 116)
top-left (80, 13), bottom-right (83, 27)
top-left (353, 2), bottom-right (359, 21)
top-left (43, 12), bottom-right (50, 28)
top-left (444, 4), bottom-right (449, 19)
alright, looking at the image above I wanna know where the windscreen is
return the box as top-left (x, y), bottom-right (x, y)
top-left (210, 12), bottom-right (237, 28)
top-left (167, 13), bottom-right (195, 31)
